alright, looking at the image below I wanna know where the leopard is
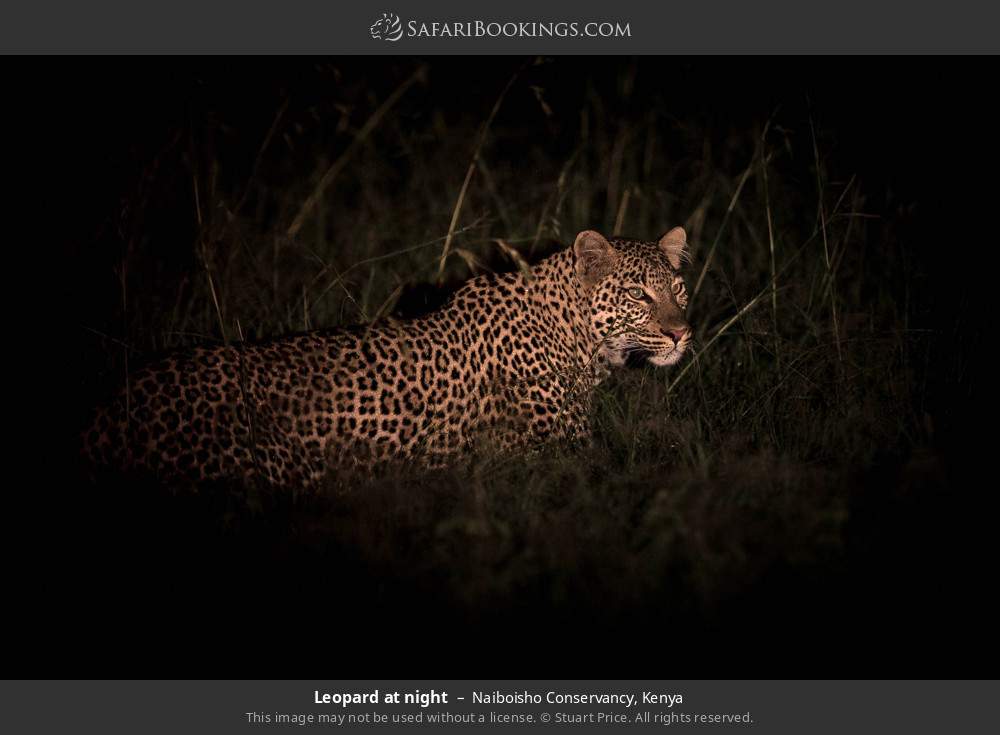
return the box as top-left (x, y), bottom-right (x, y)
top-left (82, 227), bottom-right (692, 487)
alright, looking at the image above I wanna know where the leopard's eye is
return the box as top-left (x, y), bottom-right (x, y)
top-left (626, 287), bottom-right (648, 301)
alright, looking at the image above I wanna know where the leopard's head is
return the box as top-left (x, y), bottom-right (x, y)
top-left (574, 228), bottom-right (691, 367)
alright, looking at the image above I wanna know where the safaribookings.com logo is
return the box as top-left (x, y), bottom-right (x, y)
top-left (370, 13), bottom-right (404, 41)
top-left (370, 13), bottom-right (631, 42)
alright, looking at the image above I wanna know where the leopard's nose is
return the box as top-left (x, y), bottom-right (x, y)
top-left (667, 327), bottom-right (689, 343)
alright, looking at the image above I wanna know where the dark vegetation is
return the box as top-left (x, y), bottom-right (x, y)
top-left (26, 57), bottom-right (995, 676)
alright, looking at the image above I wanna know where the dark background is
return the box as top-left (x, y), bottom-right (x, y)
top-left (9, 57), bottom-right (997, 678)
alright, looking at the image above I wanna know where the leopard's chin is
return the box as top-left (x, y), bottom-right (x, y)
top-left (605, 346), bottom-right (686, 368)
top-left (603, 335), bottom-right (691, 369)
top-left (648, 346), bottom-right (686, 366)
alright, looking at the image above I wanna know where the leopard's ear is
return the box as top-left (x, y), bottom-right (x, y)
top-left (658, 226), bottom-right (687, 270)
top-left (574, 230), bottom-right (616, 288)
